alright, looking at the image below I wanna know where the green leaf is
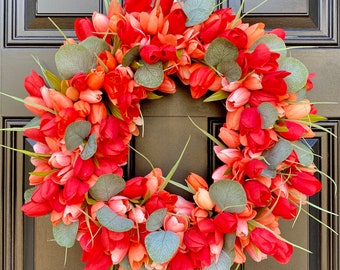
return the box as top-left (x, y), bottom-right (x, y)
top-left (205, 250), bottom-right (233, 270)
top-left (55, 44), bottom-right (97, 79)
top-left (134, 61), bottom-right (164, 88)
top-left (122, 45), bottom-right (140, 67)
top-left (250, 34), bottom-right (287, 58)
top-left (204, 38), bottom-right (238, 68)
top-left (258, 102), bottom-right (279, 128)
top-left (147, 91), bottom-right (164, 100)
top-left (24, 187), bottom-right (37, 203)
top-left (81, 133), bottom-right (97, 160)
top-left (262, 139), bottom-right (293, 170)
top-left (89, 174), bottom-right (126, 201)
top-left (80, 36), bottom-right (111, 57)
top-left (182, 0), bottom-right (215, 27)
top-left (203, 90), bottom-right (228, 102)
top-left (279, 57), bottom-right (309, 92)
top-left (300, 114), bottom-right (327, 123)
top-left (44, 70), bottom-right (61, 91)
top-left (217, 60), bottom-right (242, 82)
top-left (209, 180), bottom-right (247, 213)
top-left (53, 221), bottom-right (79, 248)
top-left (96, 205), bottom-right (134, 232)
top-left (292, 140), bottom-right (314, 167)
top-left (64, 120), bottom-right (91, 151)
top-left (145, 231), bottom-right (180, 264)
top-left (146, 208), bottom-right (167, 232)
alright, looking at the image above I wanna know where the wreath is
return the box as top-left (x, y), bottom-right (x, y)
top-left (14, 0), bottom-right (330, 269)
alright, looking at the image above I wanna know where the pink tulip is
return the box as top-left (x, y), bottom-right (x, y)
top-left (226, 87), bottom-right (251, 111)
top-left (92, 12), bottom-right (109, 33)
top-left (79, 89), bottom-right (102, 103)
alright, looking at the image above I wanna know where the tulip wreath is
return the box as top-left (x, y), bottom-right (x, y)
top-left (11, 0), bottom-right (334, 269)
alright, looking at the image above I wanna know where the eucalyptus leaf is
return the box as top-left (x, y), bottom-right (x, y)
top-left (292, 140), bottom-right (314, 167)
top-left (122, 45), bottom-right (140, 67)
top-left (145, 231), bottom-right (180, 264)
top-left (279, 57), bottom-right (309, 92)
top-left (146, 208), bottom-right (167, 232)
top-left (24, 187), bottom-right (37, 203)
top-left (24, 116), bottom-right (41, 129)
top-left (89, 174), bottom-right (126, 201)
top-left (217, 60), bottom-right (242, 82)
top-left (250, 34), bottom-right (287, 58)
top-left (223, 232), bottom-right (236, 253)
top-left (209, 180), bottom-right (247, 213)
top-left (261, 168), bottom-right (276, 178)
top-left (262, 139), bottom-right (293, 170)
top-left (182, 0), bottom-right (215, 27)
top-left (96, 205), bottom-right (134, 232)
top-left (203, 90), bottom-right (228, 102)
top-left (53, 221), bottom-right (79, 248)
top-left (55, 44), bottom-right (97, 79)
top-left (80, 36), bottom-right (111, 56)
top-left (64, 120), bottom-right (91, 151)
top-left (205, 38), bottom-right (238, 68)
top-left (134, 61), bottom-right (164, 88)
top-left (258, 102), bottom-right (279, 128)
top-left (81, 133), bottom-right (97, 160)
top-left (205, 250), bottom-right (233, 270)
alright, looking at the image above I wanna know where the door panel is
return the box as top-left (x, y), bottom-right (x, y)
top-left (0, 0), bottom-right (339, 270)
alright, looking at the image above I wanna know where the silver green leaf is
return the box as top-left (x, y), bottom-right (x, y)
top-left (217, 60), bottom-right (242, 82)
top-left (134, 61), bottom-right (164, 88)
top-left (96, 205), bottom-right (134, 232)
top-left (258, 102), bottom-right (279, 129)
top-left (89, 174), bottom-right (126, 201)
top-left (209, 180), bottom-right (247, 213)
top-left (205, 38), bottom-right (238, 68)
top-left (122, 45), bottom-right (140, 67)
top-left (81, 133), bottom-right (97, 160)
top-left (250, 34), bottom-right (287, 58)
top-left (262, 139), bottom-right (293, 170)
top-left (64, 120), bottom-right (91, 151)
top-left (79, 36), bottom-right (110, 56)
top-left (182, 0), bottom-right (215, 27)
top-left (205, 250), bottom-right (233, 270)
top-left (279, 57), bottom-right (309, 92)
top-left (24, 187), bottom-right (37, 203)
top-left (53, 221), bottom-right (79, 248)
top-left (292, 140), bottom-right (314, 167)
top-left (145, 231), bottom-right (180, 264)
top-left (146, 208), bottom-right (167, 232)
top-left (55, 44), bottom-right (97, 79)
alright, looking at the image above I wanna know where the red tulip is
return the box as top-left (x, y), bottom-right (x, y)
top-left (289, 171), bottom-right (322, 196)
top-left (24, 70), bottom-right (45, 97)
top-left (271, 196), bottom-right (297, 220)
top-left (124, 0), bottom-right (152, 13)
top-left (74, 17), bottom-right (97, 41)
top-left (244, 180), bottom-right (271, 207)
top-left (167, 8), bottom-right (187, 35)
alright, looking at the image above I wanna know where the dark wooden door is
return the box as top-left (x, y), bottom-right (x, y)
top-left (0, 0), bottom-right (338, 269)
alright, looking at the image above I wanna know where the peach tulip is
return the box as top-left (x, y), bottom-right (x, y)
top-left (186, 172), bottom-right (208, 191)
top-left (193, 188), bottom-right (215, 211)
